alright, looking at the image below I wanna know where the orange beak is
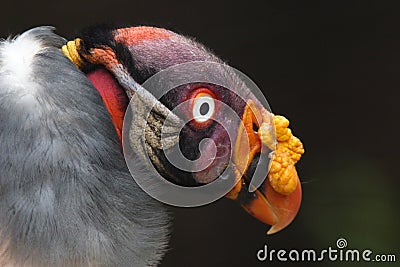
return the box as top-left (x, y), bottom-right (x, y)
top-left (226, 100), bottom-right (303, 234)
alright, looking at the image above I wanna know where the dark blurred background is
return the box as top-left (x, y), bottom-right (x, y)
top-left (1, 1), bottom-right (399, 266)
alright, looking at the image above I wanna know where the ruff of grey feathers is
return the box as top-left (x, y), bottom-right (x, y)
top-left (0, 27), bottom-right (170, 267)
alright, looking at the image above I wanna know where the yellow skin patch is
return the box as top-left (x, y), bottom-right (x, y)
top-left (259, 115), bottom-right (304, 195)
top-left (61, 39), bottom-right (85, 69)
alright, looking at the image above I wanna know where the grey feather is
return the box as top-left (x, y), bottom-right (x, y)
top-left (0, 27), bottom-right (170, 266)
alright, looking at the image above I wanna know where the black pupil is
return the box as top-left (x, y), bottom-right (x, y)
top-left (199, 102), bottom-right (210, 116)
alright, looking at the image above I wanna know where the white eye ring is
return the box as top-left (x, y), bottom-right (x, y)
top-left (192, 93), bottom-right (215, 123)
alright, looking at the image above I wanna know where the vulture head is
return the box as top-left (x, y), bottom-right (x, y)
top-left (0, 26), bottom-right (304, 266)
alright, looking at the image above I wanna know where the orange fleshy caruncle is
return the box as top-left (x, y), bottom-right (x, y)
top-left (260, 115), bottom-right (304, 195)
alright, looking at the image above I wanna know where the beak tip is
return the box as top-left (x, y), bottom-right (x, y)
top-left (267, 180), bottom-right (302, 234)
top-left (266, 226), bottom-right (279, 235)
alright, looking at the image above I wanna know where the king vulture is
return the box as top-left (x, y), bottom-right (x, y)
top-left (0, 26), bottom-right (304, 266)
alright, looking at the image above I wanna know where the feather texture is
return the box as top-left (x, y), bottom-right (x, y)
top-left (0, 27), bottom-right (169, 267)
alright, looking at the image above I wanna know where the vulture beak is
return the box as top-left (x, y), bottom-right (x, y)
top-left (61, 28), bottom-right (304, 235)
top-left (226, 99), bottom-right (303, 234)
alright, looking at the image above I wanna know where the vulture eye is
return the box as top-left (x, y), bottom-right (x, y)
top-left (191, 90), bottom-right (216, 125)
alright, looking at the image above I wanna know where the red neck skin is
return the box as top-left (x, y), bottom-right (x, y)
top-left (86, 68), bottom-right (129, 142)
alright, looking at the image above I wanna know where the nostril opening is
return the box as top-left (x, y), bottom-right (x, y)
top-left (252, 123), bottom-right (259, 134)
